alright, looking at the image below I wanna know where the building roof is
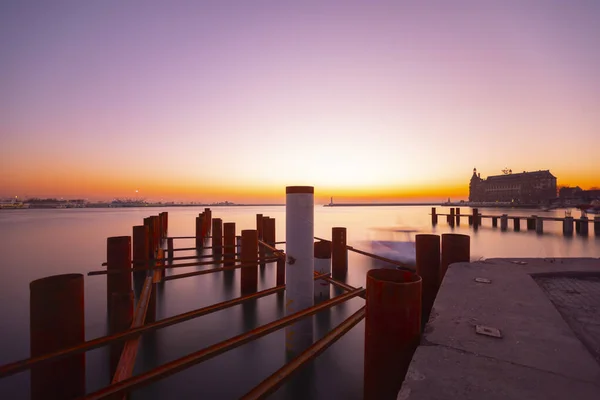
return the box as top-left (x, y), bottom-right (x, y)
top-left (485, 170), bottom-right (555, 181)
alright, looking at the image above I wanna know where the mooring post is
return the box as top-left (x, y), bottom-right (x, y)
top-left (256, 214), bottom-right (264, 240)
top-left (594, 216), bottom-right (600, 237)
top-left (449, 207), bottom-right (455, 227)
top-left (204, 208), bottom-right (212, 238)
top-left (579, 216), bottom-right (589, 236)
top-left (492, 216), bottom-right (498, 227)
top-left (472, 208), bottom-right (479, 228)
top-left (455, 207), bottom-right (461, 225)
top-left (276, 256), bottom-right (286, 286)
top-left (314, 241), bottom-right (332, 302)
top-left (527, 216), bottom-right (536, 230)
top-left (285, 186), bottom-right (314, 355)
top-left (30, 274), bottom-right (86, 400)
top-left (223, 222), bottom-right (236, 266)
top-left (240, 229), bottom-right (258, 294)
top-left (212, 218), bottom-right (223, 256)
top-left (257, 214), bottom-right (265, 267)
top-left (440, 233), bottom-right (470, 283)
top-left (107, 236), bottom-right (132, 318)
top-left (416, 234), bottom-right (441, 323)
top-left (167, 237), bottom-right (174, 260)
top-left (163, 211), bottom-right (168, 236)
top-left (536, 216), bottom-right (544, 234)
top-left (152, 215), bottom-right (160, 250)
top-left (196, 214), bottom-right (204, 248)
top-left (264, 217), bottom-right (276, 252)
top-left (513, 217), bottom-right (520, 231)
top-left (500, 214), bottom-right (508, 231)
top-left (332, 227), bottom-right (348, 279)
top-left (133, 225), bottom-right (149, 292)
top-left (364, 269), bottom-right (421, 400)
top-left (563, 216), bottom-right (574, 236)
top-left (431, 207), bottom-right (437, 225)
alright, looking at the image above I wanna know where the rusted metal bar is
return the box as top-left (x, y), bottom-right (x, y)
top-left (0, 285), bottom-right (287, 379)
top-left (81, 288), bottom-right (365, 400)
top-left (172, 246), bottom-right (199, 252)
top-left (241, 306), bottom-right (366, 400)
top-left (167, 236), bottom-right (196, 239)
top-left (90, 256), bottom-right (275, 276)
top-left (111, 276), bottom-right (152, 384)
top-left (257, 240), bottom-right (285, 258)
top-left (164, 257), bottom-right (278, 282)
top-left (312, 271), bottom-right (366, 299)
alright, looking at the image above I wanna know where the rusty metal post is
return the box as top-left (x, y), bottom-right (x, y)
top-left (364, 269), bottom-right (421, 400)
top-left (579, 216), bottom-right (589, 236)
top-left (449, 207), bottom-right (455, 226)
top-left (241, 229), bottom-right (258, 295)
top-left (204, 208), bottom-right (212, 238)
top-left (196, 214), bottom-right (205, 249)
top-left (594, 216), bottom-right (600, 237)
top-left (264, 217), bottom-right (276, 249)
top-left (30, 274), bottom-right (86, 400)
top-left (107, 236), bottom-right (132, 315)
top-left (440, 233), bottom-right (470, 283)
top-left (472, 208), bottom-right (479, 228)
top-left (163, 211), bottom-right (168, 236)
top-left (431, 207), bottom-right (437, 225)
top-left (492, 216), bottom-right (498, 227)
top-left (212, 218), bottom-right (223, 256)
top-left (314, 241), bottom-right (332, 302)
top-left (276, 256), bottom-right (285, 286)
top-left (563, 216), bottom-right (574, 236)
top-left (256, 214), bottom-right (264, 240)
top-left (455, 207), bottom-right (461, 225)
top-left (167, 237), bottom-right (174, 260)
top-left (332, 227), bottom-right (348, 279)
top-left (133, 225), bottom-right (149, 291)
top-left (224, 222), bottom-right (236, 266)
top-left (416, 234), bottom-right (441, 322)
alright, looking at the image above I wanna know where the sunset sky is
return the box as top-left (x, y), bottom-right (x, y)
top-left (1, 1), bottom-right (599, 203)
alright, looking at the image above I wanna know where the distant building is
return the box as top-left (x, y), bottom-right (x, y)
top-left (469, 168), bottom-right (557, 204)
top-left (559, 186), bottom-right (583, 199)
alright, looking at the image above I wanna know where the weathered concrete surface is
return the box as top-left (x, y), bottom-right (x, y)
top-left (400, 258), bottom-right (600, 400)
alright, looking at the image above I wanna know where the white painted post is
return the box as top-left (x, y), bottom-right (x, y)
top-left (285, 186), bottom-right (314, 355)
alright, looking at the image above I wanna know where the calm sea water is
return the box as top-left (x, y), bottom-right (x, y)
top-left (1, 205), bottom-right (598, 399)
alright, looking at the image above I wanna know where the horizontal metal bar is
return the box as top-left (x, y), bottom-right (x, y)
top-left (257, 240), bottom-right (285, 257)
top-left (90, 256), bottom-right (277, 276)
top-left (81, 287), bottom-right (365, 399)
top-left (313, 271), bottom-right (366, 299)
top-left (171, 247), bottom-right (199, 252)
top-left (241, 306), bottom-right (366, 400)
top-left (163, 258), bottom-right (279, 281)
top-left (0, 285), bottom-right (285, 379)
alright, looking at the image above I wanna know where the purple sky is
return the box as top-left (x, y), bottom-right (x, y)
top-left (1, 1), bottom-right (599, 201)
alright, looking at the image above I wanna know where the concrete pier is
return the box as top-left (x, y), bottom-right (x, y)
top-left (399, 258), bottom-right (600, 400)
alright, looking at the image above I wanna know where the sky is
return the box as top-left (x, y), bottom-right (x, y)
top-left (1, 0), bottom-right (599, 203)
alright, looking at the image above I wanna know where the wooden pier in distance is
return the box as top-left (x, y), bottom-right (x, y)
top-left (430, 207), bottom-right (600, 236)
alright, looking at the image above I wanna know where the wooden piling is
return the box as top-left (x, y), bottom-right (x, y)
top-left (416, 234), bottom-right (441, 322)
top-left (440, 233), bottom-right (470, 282)
top-left (332, 227), bottom-right (348, 279)
top-left (30, 274), bottom-right (86, 400)
top-left (240, 230), bottom-right (258, 295)
top-left (212, 218), bottom-right (223, 256)
top-left (224, 222), bottom-right (236, 266)
top-left (364, 269), bottom-right (421, 400)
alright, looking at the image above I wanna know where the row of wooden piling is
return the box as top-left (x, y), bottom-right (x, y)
top-left (432, 207), bottom-right (600, 236)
